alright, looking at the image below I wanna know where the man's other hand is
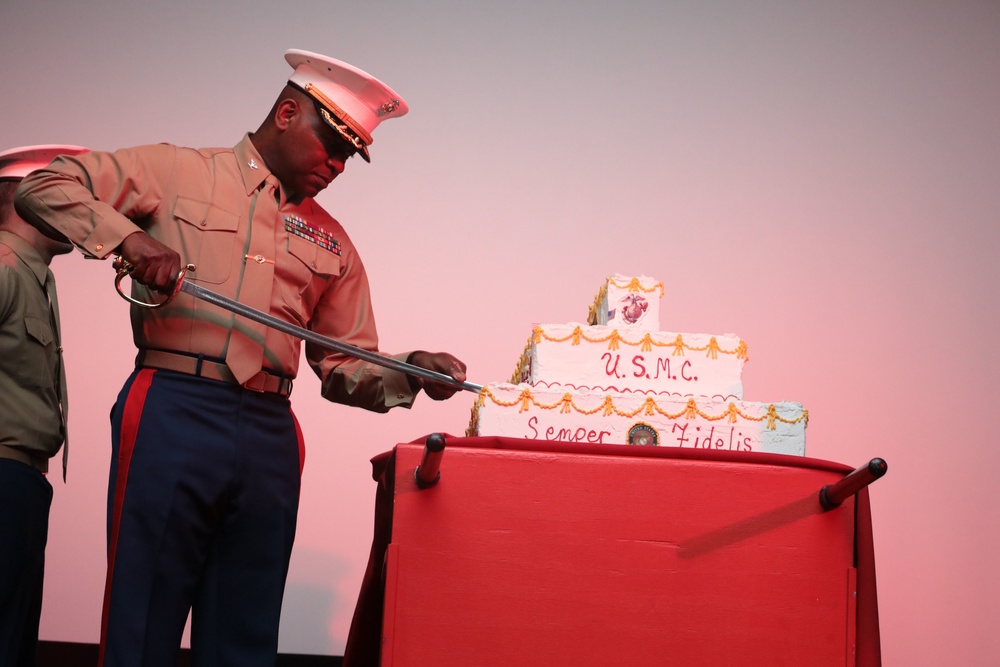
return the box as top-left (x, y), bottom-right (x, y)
top-left (407, 351), bottom-right (468, 400)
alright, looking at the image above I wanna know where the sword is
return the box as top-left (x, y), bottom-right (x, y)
top-left (112, 258), bottom-right (483, 394)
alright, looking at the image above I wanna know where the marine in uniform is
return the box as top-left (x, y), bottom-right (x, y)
top-left (15, 51), bottom-right (466, 666)
top-left (0, 144), bottom-right (87, 667)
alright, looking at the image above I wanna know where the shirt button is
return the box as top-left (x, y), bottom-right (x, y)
top-left (95, 243), bottom-right (104, 251)
top-left (397, 393), bottom-right (404, 399)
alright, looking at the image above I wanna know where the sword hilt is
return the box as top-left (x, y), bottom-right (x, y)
top-left (113, 256), bottom-right (196, 309)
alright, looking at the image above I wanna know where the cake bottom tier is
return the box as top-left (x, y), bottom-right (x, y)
top-left (469, 383), bottom-right (807, 456)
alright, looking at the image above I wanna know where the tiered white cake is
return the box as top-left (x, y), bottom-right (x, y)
top-left (468, 274), bottom-right (808, 456)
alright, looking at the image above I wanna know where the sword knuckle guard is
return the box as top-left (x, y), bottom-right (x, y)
top-left (112, 260), bottom-right (196, 310)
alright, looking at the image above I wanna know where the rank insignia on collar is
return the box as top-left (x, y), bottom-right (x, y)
top-left (248, 159), bottom-right (259, 170)
top-left (284, 215), bottom-right (342, 255)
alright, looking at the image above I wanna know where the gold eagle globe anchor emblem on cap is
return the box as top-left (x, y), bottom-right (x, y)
top-left (378, 100), bottom-right (401, 116)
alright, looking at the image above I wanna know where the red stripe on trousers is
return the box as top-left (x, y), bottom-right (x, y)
top-left (291, 408), bottom-right (306, 475)
top-left (98, 369), bottom-right (155, 667)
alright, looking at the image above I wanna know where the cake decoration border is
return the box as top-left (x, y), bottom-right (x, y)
top-left (473, 386), bottom-right (808, 430)
top-left (532, 326), bottom-right (748, 358)
top-left (527, 379), bottom-right (741, 401)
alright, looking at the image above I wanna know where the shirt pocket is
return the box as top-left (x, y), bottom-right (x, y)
top-left (277, 235), bottom-right (342, 313)
top-left (19, 315), bottom-right (56, 388)
top-left (172, 196), bottom-right (240, 285)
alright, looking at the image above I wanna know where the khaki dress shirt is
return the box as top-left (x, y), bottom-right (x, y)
top-left (0, 231), bottom-right (64, 470)
top-left (15, 135), bottom-right (414, 411)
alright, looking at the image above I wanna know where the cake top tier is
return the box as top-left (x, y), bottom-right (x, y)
top-left (588, 274), bottom-right (664, 332)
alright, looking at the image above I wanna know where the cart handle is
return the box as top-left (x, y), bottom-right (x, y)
top-left (819, 458), bottom-right (887, 510)
top-left (414, 433), bottom-right (446, 489)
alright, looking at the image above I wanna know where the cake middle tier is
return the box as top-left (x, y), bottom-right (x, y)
top-left (516, 324), bottom-right (748, 400)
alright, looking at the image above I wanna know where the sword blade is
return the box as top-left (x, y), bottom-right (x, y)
top-left (179, 280), bottom-right (483, 394)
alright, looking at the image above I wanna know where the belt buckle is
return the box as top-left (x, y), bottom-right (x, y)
top-left (243, 371), bottom-right (269, 393)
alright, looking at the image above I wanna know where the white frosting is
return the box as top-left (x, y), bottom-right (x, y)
top-left (520, 324), bottom-right (745, 400)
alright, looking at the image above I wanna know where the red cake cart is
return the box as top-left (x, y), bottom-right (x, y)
top-left (345, 435), bottom-right (883, 667)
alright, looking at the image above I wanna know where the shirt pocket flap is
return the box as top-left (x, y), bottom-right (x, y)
top-left (287, 234), bottom-right (341, 277)
top-left (174, 196), bottom-right (239, 231)
top-left (24, 315), bottom-right (54, 346)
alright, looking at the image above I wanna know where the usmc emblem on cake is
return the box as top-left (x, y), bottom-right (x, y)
top-left (621, 293), bottom-right (649, 324)
top-left (627, 422), bottom-right (659, 447)
top-left (610, 293), bottom-right (649, 325)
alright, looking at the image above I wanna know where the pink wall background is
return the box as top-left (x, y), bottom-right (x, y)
top-left (3, 1), bottom-right (998, 662)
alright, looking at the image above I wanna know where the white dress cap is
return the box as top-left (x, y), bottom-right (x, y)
top-left (285, 49), bottom-right (408, 162)
top-left (0, 144), bottom-right (89, 180)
